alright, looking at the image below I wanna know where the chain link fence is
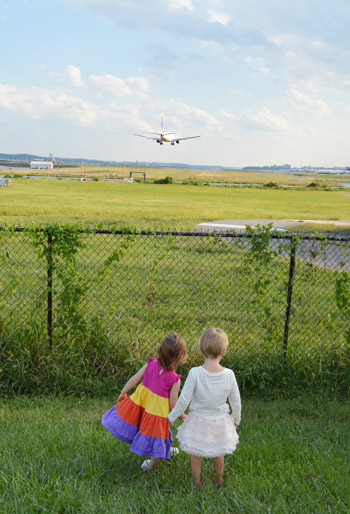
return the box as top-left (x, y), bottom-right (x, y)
top-left (1, 226), bottom-right (349, 393)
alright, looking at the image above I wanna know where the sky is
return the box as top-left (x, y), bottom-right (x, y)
top-left (1, 0), bottom-right (350, 168)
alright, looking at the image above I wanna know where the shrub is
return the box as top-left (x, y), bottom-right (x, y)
top-left (153, 176), bottom-right (174, 184)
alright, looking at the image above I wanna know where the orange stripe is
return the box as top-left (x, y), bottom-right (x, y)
top-left (116, 396), bottom-right (144, 426)
top-left (139, 412), bottom-right (169, 439)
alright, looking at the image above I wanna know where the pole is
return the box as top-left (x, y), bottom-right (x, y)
top-left (47, 161), bottom-right (50, 179)
top-left (123, 163), bottom-right (125, 181)
top-left (85, 162), bottom-right (87, 181)
top-left (47, 232), bottom-right (53, 349)
top-left (283, 239), bottom-right (297, 362)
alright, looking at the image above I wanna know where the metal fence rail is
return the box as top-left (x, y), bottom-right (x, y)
top-left (0, 227), bottom-right (349, 386)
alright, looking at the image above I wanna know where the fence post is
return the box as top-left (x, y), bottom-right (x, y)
top-left (47, 232), bottom-right (53, 349)
top-left (283, 238), bottom-right (297, 362)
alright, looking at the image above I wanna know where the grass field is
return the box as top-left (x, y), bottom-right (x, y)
top-left (1, 177), bottom-right (350, 230)
top-left (1, 395), bottom-right (349, 513)
top-left (6, 164), bottom-right (349, 187)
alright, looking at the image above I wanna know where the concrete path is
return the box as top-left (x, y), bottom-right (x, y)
top-left (196, 219), bottom-right (350, 233)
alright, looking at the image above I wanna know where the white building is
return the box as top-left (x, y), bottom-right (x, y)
top-left (30, 161), bottom-right (54, 169)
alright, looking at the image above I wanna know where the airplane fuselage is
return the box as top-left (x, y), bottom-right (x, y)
top-left (157, 134), bottom-right (179, 145)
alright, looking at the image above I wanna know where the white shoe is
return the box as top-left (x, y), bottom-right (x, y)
top-left (141, 459), bottom-right (152, 472)
top-left (170, 447), bottom-right (179, 457)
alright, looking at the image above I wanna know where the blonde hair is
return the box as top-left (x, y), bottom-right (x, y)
top-left (157, 332), bottom-right (188, 370)
top-left (199, 327), bottom-right (228, 359)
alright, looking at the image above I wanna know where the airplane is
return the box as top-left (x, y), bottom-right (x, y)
top-left (133, 118), bottom-right (201, 146)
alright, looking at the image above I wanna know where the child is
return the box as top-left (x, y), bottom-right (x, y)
top-left (102, 332), bottom-right (188, 471)
top-left (168, 327), bottom-right (241, 485)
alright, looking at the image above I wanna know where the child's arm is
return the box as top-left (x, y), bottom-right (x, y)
top-left (169, 380), bottom-right (187, 422)
top-left (168, 369), bottom-right (196, 424)
top-left (228, 372), bottom-right (241, 426)
top-left (169, 380), bottom-right (181, 410)
top-left (117, 364), bottom-right (147, 402)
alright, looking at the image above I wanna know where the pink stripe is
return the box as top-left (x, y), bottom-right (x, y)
top-left (142, 373), bottom-right (169, 397)
top-left (142, 359), bottom-right (179, 398)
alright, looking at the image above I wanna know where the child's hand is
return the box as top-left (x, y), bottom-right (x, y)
top-left (117, 393), bottom-right (126, 402)
top-left (180, 414), bottom-right (187, 422)
top-left (167, 418), bottom-right (174, 426)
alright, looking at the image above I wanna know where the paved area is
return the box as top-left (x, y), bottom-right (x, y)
top-left (196, 219), bottom-right (350, 233)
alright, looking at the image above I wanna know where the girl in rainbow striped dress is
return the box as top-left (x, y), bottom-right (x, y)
top-left (102, 332), bottom-right (188, 471)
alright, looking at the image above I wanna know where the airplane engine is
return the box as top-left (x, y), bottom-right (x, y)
top-left (176, 140), bottom-right (180, 144)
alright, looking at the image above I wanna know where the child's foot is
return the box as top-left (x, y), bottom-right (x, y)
top-left (141, 459), bottom-right (152, 472)
top-left (170, 447), bottom-right (179, 457)
top-left (214, 477), bottom-right (224, 485)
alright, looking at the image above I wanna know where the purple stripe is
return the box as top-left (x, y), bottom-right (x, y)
top-left (102, 406), bottom-right (174, 460)
top-left (102, 406), bottom-right (139, 444)
top-left (130, 430), bottom-right (174, 460)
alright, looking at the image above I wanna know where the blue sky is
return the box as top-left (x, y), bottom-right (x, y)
top-left (1, 0), bottom-right (350, 167)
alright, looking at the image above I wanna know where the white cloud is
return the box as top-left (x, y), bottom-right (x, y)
top-left (0, 84), bottom-right (98, 127)
top-left (170, 100), bottom-right (221, 131)
top-left (65, 65), bottom-right (86, 87)
top-left (169, 0), bottom-right (195, 11)
top-left (220, 108), bottom-right (239, 121)
top-left (246, 107), bottom-right (290, 131)
top-left (126, 76), bottom-right (149, 93)
top-left (287, 89), bottom-right (332, 118)
top-left (244, 56), bottom-right (270, 75)
top-left (221, 106), bottom-right (290, 132)
top-left (89, 73), bottom-right (149, 96)
top-left (90, 74), bottom-right (132, 96)
top-left (208, 10), bottom-right (230, 26)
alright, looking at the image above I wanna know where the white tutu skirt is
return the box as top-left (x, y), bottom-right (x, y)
top-left (176, 412), bottom-right (239, 458)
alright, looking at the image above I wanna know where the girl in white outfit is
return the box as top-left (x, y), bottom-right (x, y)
top-left (167, 327), bottom-right (241, 485)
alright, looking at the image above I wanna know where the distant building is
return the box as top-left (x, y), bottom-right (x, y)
top-left (30, 161), bottom-right (54, 169)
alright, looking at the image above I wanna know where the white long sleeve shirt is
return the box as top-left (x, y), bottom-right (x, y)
top-left (168, 366), bottom-right (241, 425)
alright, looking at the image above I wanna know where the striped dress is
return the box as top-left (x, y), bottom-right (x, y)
top-left (102, 358), bottom-right (181, 459)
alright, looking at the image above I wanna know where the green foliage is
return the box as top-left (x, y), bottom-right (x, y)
top-left (153, 176), bottom-right (174, 184)
top-left (263, 181), bottom-right (280, 188)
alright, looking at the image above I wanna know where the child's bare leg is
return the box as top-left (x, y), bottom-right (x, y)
top-left (190, 455), bottom-right (202, 483)
top-left (149, 457), bottom-right (157, 468)
top-left (212, 456), bottom-right (224, 483)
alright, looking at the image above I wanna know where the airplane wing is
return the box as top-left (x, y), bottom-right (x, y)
top-left (133, 133), bottom-right (159, 140)
top-left (170, 135), bottom-right (201, 143)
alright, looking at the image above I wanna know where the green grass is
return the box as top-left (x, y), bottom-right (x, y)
top-left (1, 178), bottom-right (350, 229)
top-left (1, 396), bottom-right (349, 513)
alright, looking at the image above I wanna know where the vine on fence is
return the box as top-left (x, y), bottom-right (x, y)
top-left (27, 223), bottom-right (138, 345)
top-left (244, 224), bottom-right (300, 358)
